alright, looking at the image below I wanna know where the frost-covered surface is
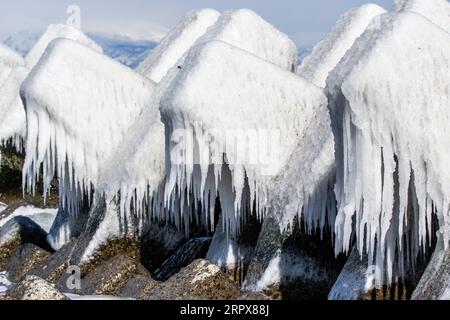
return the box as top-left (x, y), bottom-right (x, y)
top-left (0, 44), bottom-right (28, 151)
top-left (198, 9), bottom-right (298, 71)
top-left (395, 0), bottom-right (450, 33)
top-left (25, 24), bottom-right (102, 68)
top-left (0, 271), bottom-right (13, 295)
top-left (137, 9), bottom-right (220, 82)
top-left (297, 4), bottom-right (386, 88)
top-left (327, 10), bottom-right (450, 285)
top-left (0, 206), bottom-right (58, 233)
top-left (21, 38), bottom-right (156, 215)
top-left (161, 40), bottom-right (327, 236)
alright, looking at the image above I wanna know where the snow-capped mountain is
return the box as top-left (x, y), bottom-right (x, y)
top-left (2, 30), bottom-right (158, 69)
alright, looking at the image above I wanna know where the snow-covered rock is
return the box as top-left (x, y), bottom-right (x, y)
top-left (297, 4), bottom-right (386, 88)
top-left (25, 24), bottom-right (102, 69)
top-left (0, 205), bottom-right (58, 233)
top-left (21, 38), bottom-right (156, 216)
top-left (395, 0), bottom-right (450, 33)
top-left (0, 44), bottom-right (28, 151)
top-left (138, 9), bottom-right (220, 82)
top-left (161, 39), bottom-right (326, 236)
top-left (197, 9), bottom-right (298, 71)
top-left (327, 9), bottom-right (450, 286)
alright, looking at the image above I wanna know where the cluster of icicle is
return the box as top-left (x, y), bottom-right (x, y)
top-left (0, 43), bottom-right (28, 160)
top-left (327, 3), bottom-right (450, 285)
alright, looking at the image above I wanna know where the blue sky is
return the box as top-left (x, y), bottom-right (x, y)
top-left (0, 0), bottom-right (395, 46)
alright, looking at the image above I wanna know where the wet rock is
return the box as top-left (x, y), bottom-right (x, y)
top-left (7, 275), bottom-right (68, 300)
top-left (412, 236), bottom-right (450, 300)
top-left (244, 216), bottom-right (345, 300)
top-left (144, 259), bottom-right (240, 300)
top-left (119, 275), bottom-right (159, 299)
top-left (0, 216), bottom-right (52, 269)
top-left (80, 254), bottom-right (150, 296)
top-left (153, 237), bottom-right (211, 281)
top-left (6, 243), bottom-right (51, 282)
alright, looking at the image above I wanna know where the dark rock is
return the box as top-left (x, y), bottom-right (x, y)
top-left (237, 291), bottom-right (271, 300)
top-left (30, 240), bottom-right (77, 284)
top-left (144, 259), bottom-right (240, 300)
top-left (412, 236), bottom-right (450, 300)
top-left (244, 216), bottom-right (345, 300)
top-left (80, 254), bottom-right (150, 296)
top-left (153, 237), bottom-right (211, 281)
top-left (0, 216), bottom-right (52, 269)
top-left (119, 275), bottom-right (159, 299)
top-left (6, 243), bottom-right (51, 282)
top-left (7, 275), bottom-right (68, 300)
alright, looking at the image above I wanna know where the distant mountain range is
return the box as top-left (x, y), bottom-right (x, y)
top-left (2, 30), bottom-right (158, 69)
top-left (3, 30), bottom-right (312, 70)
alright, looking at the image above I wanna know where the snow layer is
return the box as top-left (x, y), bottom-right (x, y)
top-left (297, 4), bottom-right (386, 88)
top-left (21, 38), bottom-right (156, 215)
top-left (25, 24), bottom-right (102, 69)
top-left (0, 44), bottom-right (28, 151)
top-left (327, 11), bottom-right (450, 285)
top-left (161, 40), bottom-right (327, 236)
top-left (137, 9), bottom-right (220, 82)
top-left (395, 0), bottom-right (450, 33)
top-left (198, 9), bottom-right (298, 71)
top-left (0, 206), bottom-right (58, 232)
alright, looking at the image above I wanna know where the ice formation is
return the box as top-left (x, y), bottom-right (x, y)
top-left (327, 10), bottom-right (450, 285)
top-left (21, 38), bottom-right (156, 215)
top-left (137, 9), bottom-right (220, 82)
top-left (196, 9), bottom-right (298, 71)
top-left (297, 4), bottom-right (386, 88)
top-left (0, 44), bottom-right (28, 152)
top-left (161, 40), bottom-right (326, 237)
top-left (25, 24), bottom-right (102, 69)
top-left (395, 0), bottom-right (450, 33)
